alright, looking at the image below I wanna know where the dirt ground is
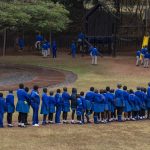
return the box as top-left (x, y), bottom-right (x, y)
top-left (0, 54), bottom-right (150, 150)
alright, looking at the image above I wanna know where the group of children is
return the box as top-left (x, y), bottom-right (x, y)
top-left (136, 47), bottom-right (150, 68)
top-left (0, 83), bottom-right (150, 128)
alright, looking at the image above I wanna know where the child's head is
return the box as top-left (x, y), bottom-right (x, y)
top-left (80, 91), bottom-right (84, 96)
top-left (137, 87), bottom-right (141, 91)
top-left (57, 89), bottom-right (61, 93)
top-left (117, 83), bottom-right (122, 89)
top-left (43, 88), bottom-right (47, 93)
top-left (123, 86), bottom-right (127, 91)
top-left (106, 86), bottom-right (110, 92)
top-left (129, 89), bottom-right (134, 94)
top-left (110, 89), bottom-right (114, 93)
top-left (19, 83), bottom-right (24, 89)
top-left (0, 93), bottom-right (3, 98)
top-left (63, 87), bottom-right (67, 92)
top-left (25, 87), bottom-right (29, 93)
top-left (49, 91), bottom-right (54, 96)
top-left (72, 88), bottom-right (77, 94)
top-left (100, 89), bottom-right (104, 94)
top-left (33, 85), bottom-right (39, 91)
top-left (77, 94), bottom-right (80, 99)
top-left (9, 90), bottom-right (13, 94)
top-left (90, 87), bottom-right (94, 92)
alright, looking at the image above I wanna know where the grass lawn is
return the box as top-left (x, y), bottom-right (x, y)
top-left (0, 53), bottom-right (150, 150)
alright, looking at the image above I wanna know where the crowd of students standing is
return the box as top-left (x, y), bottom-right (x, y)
top-left (0, 83), bottom-right (150, 128)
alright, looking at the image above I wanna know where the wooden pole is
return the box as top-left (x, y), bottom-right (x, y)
top-left (3, 28), bottom-right (7, 56)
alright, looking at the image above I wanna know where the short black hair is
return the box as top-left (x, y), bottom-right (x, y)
top-left (19, 83), bottom-right (24, 89)
top-left (100, 89), bottom-right (104, 94)
top-left (80, 91), bottom-right (84, 96)
top-left (117, 83), bottom-right (122, 89)
top-left (43, 88), bottom-right (47, 93)
top-left (148, 82), bottom-right (150, 86)
top-left (106, 86), bottom-right (110, 92)
top-left (57, 89), bottom-right (61, 93)
top-left (137, 87), bottom-right (141, 90)
top-left (33, 85), bottom-right (39, 91)
top-left (90, 87), bottom-right (94, 91)
top-left (0, 93), bottom-right (3, 97)
top-left (123, 86), bottom-right (127, 90)
top-left (9, 90), bottom-right (13, 93)
top-left (129, 89), bottom-right (134, 94)
top-left (72, 88), bottom-right (77, 93)
top-left (63, 87), bottom-right (67, 92)
top-left (49, 91), bottom-right (54, 96)
top-left (110, 89), bottom-right (114, 93)
top-left (25, 87), bottom-right (29, 93)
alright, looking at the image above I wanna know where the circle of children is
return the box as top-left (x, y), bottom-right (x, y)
top-left (18, 32), bottom-right (100, 65)
top-left (0, 83), bottom-right (150, 128)
top-left (136, 47), bottom-right (150, 68)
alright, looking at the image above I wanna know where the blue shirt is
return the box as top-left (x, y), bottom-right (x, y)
top-left (136, 50), bottom-right (141, 57)
top-left (91, 47), bottom-right (100, 56)
top-left (36, 35), bottom-right (43, 42)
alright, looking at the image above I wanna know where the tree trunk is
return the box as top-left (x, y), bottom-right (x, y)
top-left (3, 28), bottom-right (7, 56)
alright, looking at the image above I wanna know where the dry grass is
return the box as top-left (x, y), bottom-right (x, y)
top-left (0, 53), bottom-right (150, 150)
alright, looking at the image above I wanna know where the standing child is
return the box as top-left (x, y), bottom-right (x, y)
top-left (80, 91), bottom-right (86, 124)
top-left (0, 93), bottom-right (6, 128)
top-left (48, 91), bottom-right (56, 124)
top-left (42, 41), bottom-right (48, 58)
top-left (31, 85), bottom-right (40, 127)
top-left (52, 41), bottom-right (57, 58)
top-left (123, 86), bottom-right (132, 121)
top-left (62, 87), bottom-right (71, 123)
top-left (6, 90), bottom-right (15, 127)
top-left (147, 83), bottom-right (150, 119)
top-left (91, 47), bottom-right (100, 65)
top-left (55, 89), bottom-right (63, 124)
top-left (70, 88), bottom-right (77, 124)
top-left (115, 84), bottom-right (124, 122)
top-left (76, 94), bottom-right (83, 124)
top-left (144, 51), bottom-right (149, 68)
top-left (46, 41), bottom-right (51, 56)
top-left (71, 41), bottom-right (77, 58)
top-left (136, 50), bottom-right (141, 66)
top-left (40, 88), bottom-right (49, 125)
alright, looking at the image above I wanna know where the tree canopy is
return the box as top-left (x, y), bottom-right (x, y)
top-left (0, 0), bottom-right (70, 32)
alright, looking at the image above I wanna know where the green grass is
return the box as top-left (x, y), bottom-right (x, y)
top-left (0, 53), bottom-right (150, 150)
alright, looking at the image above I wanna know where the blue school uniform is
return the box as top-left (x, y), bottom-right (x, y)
top-left (115, 89), bottom-right (124, 107)
top-left (136, 50), bottom-right (141, 57)
top-left (91, 47), bottom-right (100, 56)
top-left (85, 91), bottom-right (95, 111)
top-left (70, 92), bottom-right (77, 111)
top-left (31, 90), bottom-right (40, 125)
top-left (144, 52), bottom-right (150, 59)
top-left (48, 96), bottom-right (56, 113)
top-left (105, 92), bottom-right (115, 112)
top-left (55, 93), bottom-right (63, 123)
top-left (18, 38), bottom-right (25, 49)
top-left (71, 42), bottom-right (76, 58)
top-left (76, 98), bottom-right (83, 116)
top-left (80, 96), bottom-right (86, 123)
top-left (6, 93), bottom-right (15, 113)
top-left (93, 93), bottom-right (105, 113)
top-left (42, 43), bottom-right (48, 51)
top-left (36, 35), bottom-right (43, 42)
top-left (147, 87), bottom-right (150, 109)
top-left (62, 91), bottom-right (71, 112)
top-left (140, 92), bottom-right (147, 110)
top-left (40, 93), bottom-right (49, 115)
top-left (0, 97), bottom-right (6, 127)
top-left (135, 90), bottom-right (143, 110)
top-left (78, 32), bottom-right (85, 41)
top-left (16, 89), bottom-right (29, 113)
top-left (123, 90), bottom-right (132, 112)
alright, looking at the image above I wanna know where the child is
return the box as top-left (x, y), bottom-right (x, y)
top-left (55, 89), bottom-right (63, 124)
top-left (70, 88), bottom-right (77, 124)
top-left (91, 47), bottom-right (100, 65)
top-left (144, 51), bottom-right (149, 68)
top-left (46, 41), bottom-right (51, 56)
top-left (115, 84), bottom-right (124, 122)
top-left (0, 93), bottom-right (6, 128)
top-left (80, 91), bottom-right (86, 124)
top-left (31, 85), bottom-right (40, 127)
top-left (42, 41), bottom-right (48, 58)
top-left (18, 37), bottom-right (25, 51)
top-left (136, 49), bottom-right (141, 66)
top-left (76, 94), bottom-right (83, 124)
top-left (71, 41), bottom-right (77, 58)
top-left (16, 83), bottom-right (29, 127)
top-left (147, 83), bottom-right (150, 119)
top-left (40, 88), bottom-right (49, 125)
top-left (62, 87), bottom-right (71, 123)
top-left (6, 90), bottom-right (15, 127)
top-left (35, 33), bottom-right (43, 49)
top-left (24, 87), bottom-right (31, 125)
top-left (48, 91), bottom-right (56, 124)
top-left (123, 86), bottom-right (132, 121)
top-left (52, 40), bottom-right (57, 58)
top-left (85, 87), bottom-right (95, 123)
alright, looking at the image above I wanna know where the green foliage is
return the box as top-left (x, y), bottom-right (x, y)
top-left (0, 0), bottom-right (70, 32)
